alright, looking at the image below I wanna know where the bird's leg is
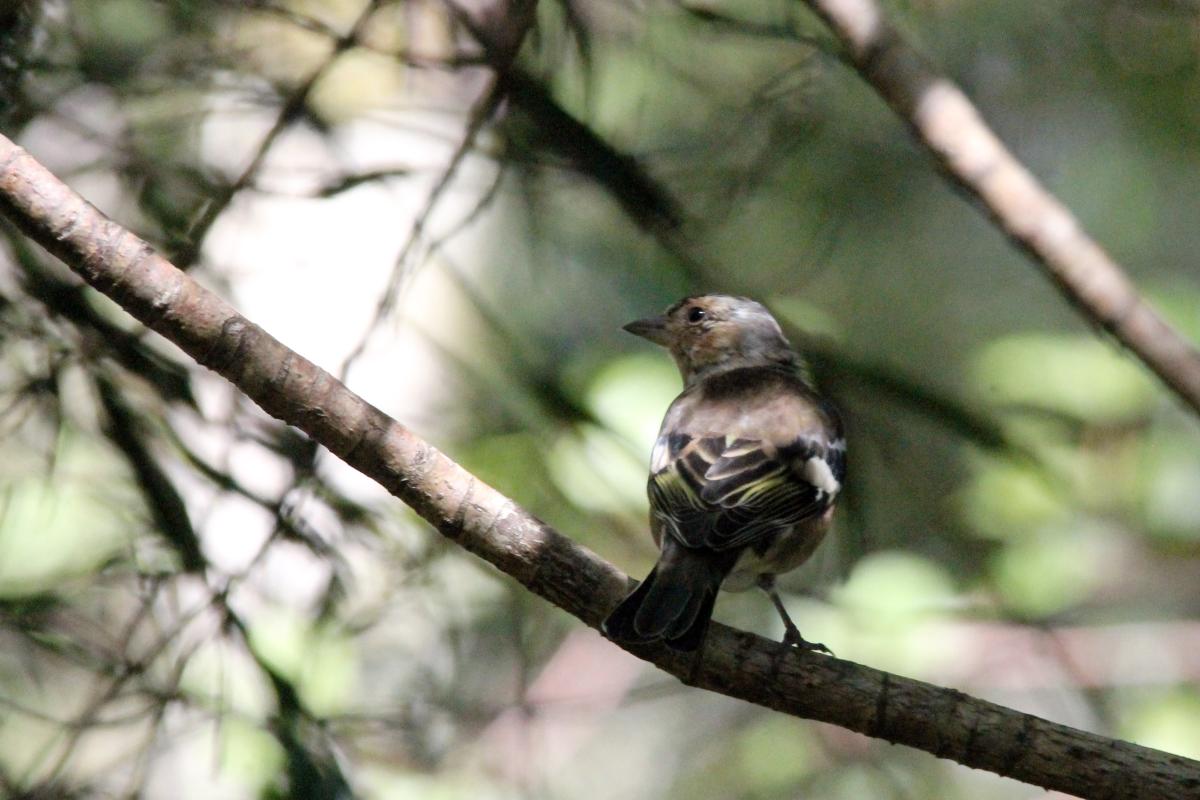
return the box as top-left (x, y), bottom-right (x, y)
top-left (758, 575), bottom-right (833, 656)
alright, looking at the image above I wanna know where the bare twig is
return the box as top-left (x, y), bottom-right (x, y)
top-left (3, 135), bottom-right (1199, 800)
top-left (335, 0), bottom-right (539, 382)
top-left (336, 78), bottom-right (505, 382)
top-left (799, 0), bottom-right (1200, 417)
top-left (175, 0), bottom-right (385, 267)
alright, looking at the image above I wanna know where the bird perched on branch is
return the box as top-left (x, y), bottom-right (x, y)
top-left (602, 294), bottom-right (845, 652)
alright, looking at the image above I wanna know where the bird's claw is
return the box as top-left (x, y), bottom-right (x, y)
top-left (782, 627), bottom-right (834, 656)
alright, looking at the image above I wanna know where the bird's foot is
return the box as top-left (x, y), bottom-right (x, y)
top-left (781, 625), bottom-right (834, 656)
top-left (760, 574), bottom-right (834, 657)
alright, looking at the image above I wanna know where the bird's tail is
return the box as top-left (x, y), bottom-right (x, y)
top-left (603, 540), bottom-right (737, 651)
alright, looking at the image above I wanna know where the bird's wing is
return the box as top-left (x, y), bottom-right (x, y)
top-left (648, 432), bottom-right (843, 552)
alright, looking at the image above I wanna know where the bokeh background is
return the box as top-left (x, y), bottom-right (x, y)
top-left (2, 0), bottom-right (1200, 797)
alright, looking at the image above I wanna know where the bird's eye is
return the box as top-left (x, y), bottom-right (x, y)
top-left (686, 307), bottom-right (706, 323)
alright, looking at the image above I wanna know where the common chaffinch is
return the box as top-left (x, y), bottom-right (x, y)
top-left (602, 294), bottom-right (845, 652)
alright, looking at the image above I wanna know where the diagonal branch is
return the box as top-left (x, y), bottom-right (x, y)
top-left (2, 135), bottom-right (1198, 800)
top-left (799, 0), bottom-right (1200, 417)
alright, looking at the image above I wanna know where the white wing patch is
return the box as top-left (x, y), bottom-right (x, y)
top-left (650, 435), bottom-right (669, 470)
top-left (802, 455), bottom-right (841, 496)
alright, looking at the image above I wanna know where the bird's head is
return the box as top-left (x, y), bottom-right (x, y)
top-left (623, 294), bottom-right (801, 385)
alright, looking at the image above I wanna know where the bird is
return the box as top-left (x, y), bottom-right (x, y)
top-left (602, 294), bottom-right (845, 652)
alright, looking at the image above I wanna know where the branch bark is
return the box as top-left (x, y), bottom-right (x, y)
top-left (801, 0), bottom-right (1200, 417)
top-left (1, 135), bottom-right (1197, 800)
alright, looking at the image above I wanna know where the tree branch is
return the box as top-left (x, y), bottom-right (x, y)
top-left (800, 0), bottom-right (1200, 417)
top-left (1, 135), bottom-right (1197, 799)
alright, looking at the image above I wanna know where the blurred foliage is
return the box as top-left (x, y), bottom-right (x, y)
top-left (1, 0), bottom-right (1200, 797)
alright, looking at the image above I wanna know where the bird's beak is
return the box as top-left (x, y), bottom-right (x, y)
top-left (623, 315), bottom-right (671, 346)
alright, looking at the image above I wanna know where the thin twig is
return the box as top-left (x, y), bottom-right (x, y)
top-left (335, 78), bottom-right (506, 382)
top-left (175, 0), bottom-right (385, 267)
